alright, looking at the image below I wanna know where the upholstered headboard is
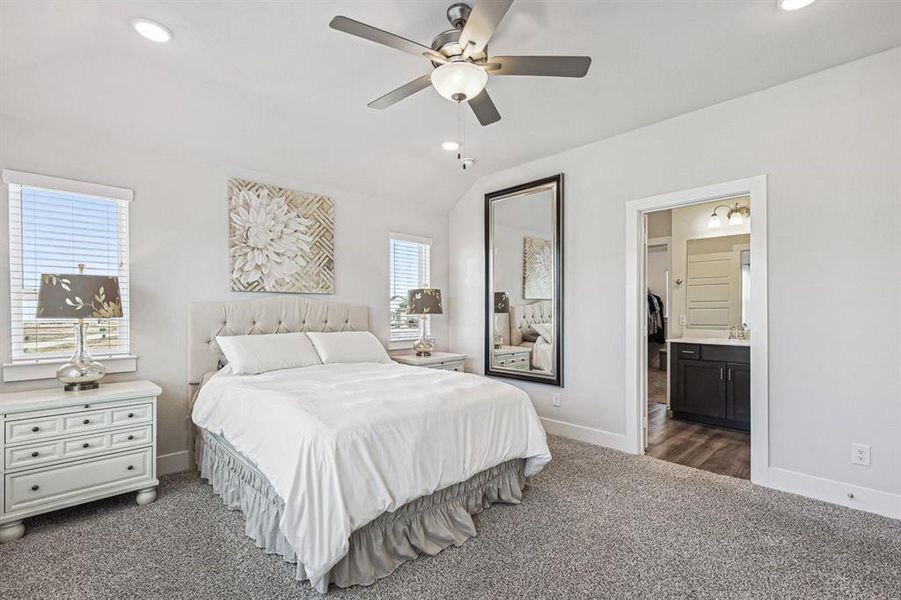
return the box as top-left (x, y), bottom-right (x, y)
top-left (508, 300), bottom-right (553, 346)
top-left (187, 295), bottom-right (371, 384)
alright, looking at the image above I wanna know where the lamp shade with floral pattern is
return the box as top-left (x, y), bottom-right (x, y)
top-left (407, 288), bottom-right (443, 315)
top-left (37, 274), bottom-right (123, 320)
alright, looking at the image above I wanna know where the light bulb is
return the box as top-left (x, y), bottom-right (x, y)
top-left (441, 140), bottom-right (460, 151)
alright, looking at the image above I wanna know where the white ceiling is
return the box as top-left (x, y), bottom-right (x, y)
top-left (2, 1), bottom-right (900, 208)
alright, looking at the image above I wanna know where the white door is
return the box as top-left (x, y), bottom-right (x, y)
top-left (640, 214), bottom-right (649, 450)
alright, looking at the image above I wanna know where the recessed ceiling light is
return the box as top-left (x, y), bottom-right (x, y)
top-left (132, 19), bottom-right (172, 43)
top-left (441, 140), bottom-right (460, 151)
top-left (778, 0), bottom-right (818, 11)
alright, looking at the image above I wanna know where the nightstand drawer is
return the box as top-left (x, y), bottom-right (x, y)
top-left (109, 425), bottom-right (152, 450)
top-left (5, 448), bottom-right (152, 513)
top-left (433, 359), bottom-right (465, 372)
top-left (62, 432), bottom-right (109, 459)
top-left (495, 355), bottom-right (529, 370)
top-left (5, 416), bottom-right (64, 444)
top-left (5, 440), bottom-right (63, 469)
top-left (111, 403), bottom-right (152, 426)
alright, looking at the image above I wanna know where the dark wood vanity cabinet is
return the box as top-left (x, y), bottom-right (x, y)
top-left (671, 343), bottom-right (750, 431)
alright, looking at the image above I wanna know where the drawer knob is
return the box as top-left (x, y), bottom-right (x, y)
top-left (83, 419), bottom-right (90, 425)
top-left (128, 413), bottom-right (134, 418)
top-left (82, 442), bottom-right (90, 448)
top-left (31, 485), bottom-right (39, 491)
top-left (31, 451), bottom-right (39, 457)
top-left (127, 435), bottom-right (134, 440)
top-left (127, 465), bottom-right (134, 471)
top-left (31, 426), bottom-right (39, 432)
top-left (84, 404), bottom-right (90, 409)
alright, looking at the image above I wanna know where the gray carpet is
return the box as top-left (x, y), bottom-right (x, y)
top-left (2, 435), bottom-right (899, 599)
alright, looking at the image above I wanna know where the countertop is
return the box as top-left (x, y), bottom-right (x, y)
top-left (667, 337), bottom-right (751, 347)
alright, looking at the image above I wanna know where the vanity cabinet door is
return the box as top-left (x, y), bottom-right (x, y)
top-left (726, 363), bottom-right (751, 426)
top-left (675, 360), bottom-right (726, 419)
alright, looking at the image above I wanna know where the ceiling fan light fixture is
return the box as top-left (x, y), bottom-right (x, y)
top-left (778, 0), bottom-right (818, 11)
top-left (431, 61), bottom-right (488, 103)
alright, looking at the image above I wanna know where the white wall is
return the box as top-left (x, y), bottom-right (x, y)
top-left (0, 118), bottom-right (450, 469)
top-left (449, 48), bottom-right (901, 512)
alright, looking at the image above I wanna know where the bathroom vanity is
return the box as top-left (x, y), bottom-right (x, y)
top-left (668, 338), bottom-right (750, 431)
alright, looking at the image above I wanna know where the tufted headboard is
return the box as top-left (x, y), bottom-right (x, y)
top-left (187, 295), bottom-right (371, 384)
top-left (508, 300), bottom-right (554, 346)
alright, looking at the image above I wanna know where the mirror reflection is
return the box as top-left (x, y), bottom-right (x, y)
top-left (685, 234), bottom-right (750, 332)
top-left (486, 175), bottom-right (562, 385)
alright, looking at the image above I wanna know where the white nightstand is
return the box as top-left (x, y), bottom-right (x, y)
top-left (492, 346), bottom-right (531, 371)
top-left (392, 352), bottom-right (466, 373)
top-left (0, 380), bottom-right (161, 543)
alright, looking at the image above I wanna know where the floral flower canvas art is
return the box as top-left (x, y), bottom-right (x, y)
top-left (523, 236), bottom-right (552, 300)
top-left (228, 178), bottom-right (335, 294)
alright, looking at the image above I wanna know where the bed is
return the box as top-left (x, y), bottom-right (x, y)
top-left (508, 300), bottom-right (554, 372)
top-left (187, 296), bottom-right (551, 593)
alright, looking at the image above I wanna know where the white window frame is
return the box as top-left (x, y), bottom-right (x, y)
top-left (388, 232), bottom-right (432, 350)
top-left (2, 170), bottom-right (137, 382)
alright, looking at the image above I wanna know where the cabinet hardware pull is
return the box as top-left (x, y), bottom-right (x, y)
top-left (31, 485), bottom-right (39, 491)
top-left (128, 435), bottom-right (134, 440)
top-left (84, 404), bottom-right (90, 409)
top-left (83, 419), bottom-right (90, 425)
top-left (728, 369), bottom-right (732, 381)
top-left (127, 465), bottom-right (134, 471)
top-left (128, 413), bottom-right (134, 418)
top-left (82, 443), bottom-right (90, 448)
top-left (31, 426), bottom-right (39, 432)
top-left (719, 368), bottom-right (724, 380)
top-left (681, 350), bottom-right (695, 354)
top-left (31, 451), bottom-right (39, 457)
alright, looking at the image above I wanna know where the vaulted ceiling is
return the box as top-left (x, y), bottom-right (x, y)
top-left (2, 1), bottom-right (900, 207)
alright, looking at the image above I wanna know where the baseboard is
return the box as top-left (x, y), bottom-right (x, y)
top-left (157, 450), bottom-right (192, 476)
top-left (765, 466), bottom-right (901, 520)
top-left (540, 417), bottom-right (630, 452)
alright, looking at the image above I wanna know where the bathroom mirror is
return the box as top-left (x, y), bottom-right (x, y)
top-left (685, 234), bottom-right (750, 330)
top-left (485, 174), bottom-right (563, 386)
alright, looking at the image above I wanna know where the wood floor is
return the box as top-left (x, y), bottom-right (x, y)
top-left (646, 343), bottom-right (750, 480)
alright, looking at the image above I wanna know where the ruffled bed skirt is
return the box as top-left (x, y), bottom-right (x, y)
top-left (197, 430), bottom-right (526, 592)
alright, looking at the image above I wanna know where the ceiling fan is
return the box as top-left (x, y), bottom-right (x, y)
top-left (329, 1), bottom-right (592, 126)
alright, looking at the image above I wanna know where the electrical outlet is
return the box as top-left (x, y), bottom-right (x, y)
top-left (851, 443), bottom-right (871, 467)
top-left (679, 314), bottom-right (686, 326)
top-left (552, 394), bottom-right (561, 407)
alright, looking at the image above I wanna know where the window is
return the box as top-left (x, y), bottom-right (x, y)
top-left (6, 171), bottom-right (131, 364)
top-left (389, 233), bottom-right (431, 346)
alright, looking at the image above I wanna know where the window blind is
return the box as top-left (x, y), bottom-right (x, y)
top-left (7, 183), bottom-right (130, 361)
top-left (389, 235), bottom-right (431, 344)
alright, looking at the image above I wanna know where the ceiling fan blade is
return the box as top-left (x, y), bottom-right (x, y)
top-left (329, 16), bottom-right (443, 62)
top-left (468, 89), bottom-right (501, 126)
top-left (491, 56), bottom-right (592, 78)
top-left (368, 75), bottom-right (432, 110)
top-left (459, 0), bottom-right (514, 57)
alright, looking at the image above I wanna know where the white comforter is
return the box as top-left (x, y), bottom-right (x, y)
top-left (192, 362), bottom-right (551, 592)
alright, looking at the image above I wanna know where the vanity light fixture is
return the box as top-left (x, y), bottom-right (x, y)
top-left (132, 19), bottom-right (173, 43)
top-left (778, 0), bottom-right (818, 11)
top-left (707, 203), bottom-right (751, 229)
top-left (441, 140), bottom-right (460, 151)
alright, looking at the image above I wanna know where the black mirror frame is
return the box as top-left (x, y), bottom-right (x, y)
top-left (484, 173), bottom-right (563, 387)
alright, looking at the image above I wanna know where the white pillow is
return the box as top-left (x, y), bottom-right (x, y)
top-left (216, 332), bottom-right (322, 375)
top-left (306, 331), bottom-right (391, 364)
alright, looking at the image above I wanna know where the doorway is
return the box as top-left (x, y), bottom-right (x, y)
top-left (624, 176), bottom-right (768, 484)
